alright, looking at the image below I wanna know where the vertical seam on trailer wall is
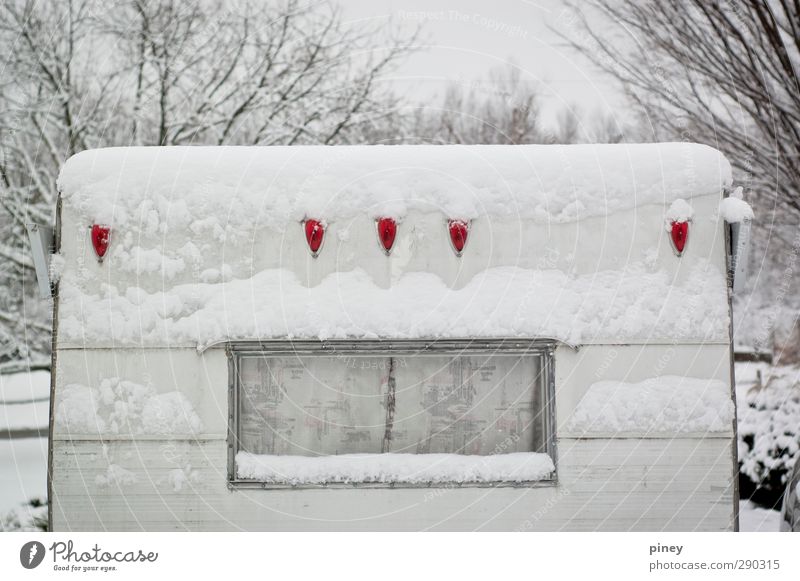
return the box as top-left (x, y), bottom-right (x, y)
top-left (227, 346), bottom-right (237, 486)
top-left (724, 214), bottom-right (741, 532)
top-left (547, 346), bottom-right (558, 482)
top-left (47, 194), bottom-right (62, 532)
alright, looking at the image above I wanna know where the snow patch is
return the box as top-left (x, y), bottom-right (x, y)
top-left (199, 265), bottom-right (232, 284)
top-left (95, 464), bottom-right (137, 488)
top-left (58, 260), bottom-right (730, 347)
top-left (719, 188), bottom-right (754, 223)
top-left (0, 399), bottom-right (48, 431)
top-left (0, 438), bottom-right (47, 516)
top-left (55, 378), bottom-right (202, 435)
top-left (167, 465), bottom-right (199, 492)
top-left (566, 376), bottom-right (734, 433)
top-left (236, 451), bottom-right (554, 484)
top-left (665, 198), bottom-right (694, 223)
top-left (0, 370), bottom-right (50, 402)
top-left (114, 246), bottom-right (186, 278)
top-left (48, 253), bottom-right (65, 284)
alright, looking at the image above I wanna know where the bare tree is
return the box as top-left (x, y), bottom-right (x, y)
top-left (372, 63), bottom-right (547, 145)
top-left (0, 0), bottom-right (415, 365)
top-left (0, 0), bottom-right (110, 363)
top-left (362, 62), bottom-right (632, 146)
top-left (553, 107), bottom-right (580, 144)
top-left (587, 111), bottom-right (625, 144)
top-left (435, 64), bottom-right (542, 144)
top-left (558, 0), bottom-right (800, 356)
top-left (100, 0), bottom-right (416, 146)
top-left (557, 0), bottom-right (800, 220)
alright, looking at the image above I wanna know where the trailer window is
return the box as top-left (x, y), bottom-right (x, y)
top-left (228, 341), bottom-right (555, 486)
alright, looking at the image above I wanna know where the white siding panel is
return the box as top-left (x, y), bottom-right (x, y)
top-left (52, 345), bottom-right (734, 441)
top-left (52, 349), bottom-right (228, 438)
top-left (51, 437), bottom-right (734, 531)
top-left (554, 344), bottom-right (734, 428)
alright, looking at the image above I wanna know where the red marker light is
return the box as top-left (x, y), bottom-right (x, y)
top-left (376, 217), bottom-right (397, 254)
top-left (91, 225), bottom-right (111, 261)
top-left (448, 219), bottom-right (470, 256)
top-left (670, 221), bottom-right (689, 255)
top-left (304, 219), bottom-right (325, 257)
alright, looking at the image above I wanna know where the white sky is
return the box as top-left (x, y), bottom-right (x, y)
top-left (338, 0), bottom-right (628, 130)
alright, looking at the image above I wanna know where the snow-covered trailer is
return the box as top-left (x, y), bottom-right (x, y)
top-left (48, 143), bottom-right (742, 531)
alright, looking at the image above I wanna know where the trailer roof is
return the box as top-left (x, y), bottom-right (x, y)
top-left (58, 143), bottom-right (731, 227)
top-left (54, 143), bottom-right (734, 348)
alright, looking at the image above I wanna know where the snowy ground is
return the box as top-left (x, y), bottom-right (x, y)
top-left (0, 367), bottom-right (789, 531)
top-left (0, 371), bottom-right (49, 530)
top-left (0, 438), bottom-right (48, 531)
top-left (739, 500), bottom-right (781, 532)
top-left (0, 438), bottom-right (47, 511)
top-left (0, 370), bottom-right (49, 432)
top-left (0, 370), bottom-right (49, 479)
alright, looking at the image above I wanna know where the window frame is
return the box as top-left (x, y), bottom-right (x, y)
top-left (227, 339), bottom-right (557, 489)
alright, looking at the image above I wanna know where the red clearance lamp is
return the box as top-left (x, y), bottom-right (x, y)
top-left (375, 217), bottom-right (397, 255)
top-left (303, 219), bottom-right (325, 257)
top-left (448, 219), bottom-right (470, 257)
top-left (90, 224), bottom-right (111, 262)
top-left (670, 221), bottom-right (689, 256)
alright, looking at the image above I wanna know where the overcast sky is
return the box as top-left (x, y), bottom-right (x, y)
top-left (338, 0), bottom-right (627, 130)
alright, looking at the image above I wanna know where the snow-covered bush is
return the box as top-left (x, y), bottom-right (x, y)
top-left (738, 366), bottom-right (800, 506)
top-left (0, 498), bottom-right (47, 532)
top-left (55, 378), bottom-right (203, 436)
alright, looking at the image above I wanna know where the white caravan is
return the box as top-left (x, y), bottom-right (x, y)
top-left (44, 143), bottom-right (750, 531)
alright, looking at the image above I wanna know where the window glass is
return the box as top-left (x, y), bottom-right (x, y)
top-left (236, 351), bottom-right (548, 457)
top-left (389, 354), bottom-right (545, 455)
top-left (238, 355), bottom-right (386, 455)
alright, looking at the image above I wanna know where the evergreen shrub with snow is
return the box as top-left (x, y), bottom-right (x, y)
top-left (738, 366), bottom-right (800, 507)
top-left (0, 498), bottom-right (47, 532)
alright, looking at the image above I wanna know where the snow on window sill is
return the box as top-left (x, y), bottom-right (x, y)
top-left (557, 430), bottom-right (733, 439)
top-left (233, 451), bottom-right (555, 487)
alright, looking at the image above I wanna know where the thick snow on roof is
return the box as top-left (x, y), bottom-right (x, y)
top-left (58, 261), bottom-right (729, 348)
top-left (55, 143), bottom-right (734, 347)
top-left (58, 143), bottom-right (732, 226)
